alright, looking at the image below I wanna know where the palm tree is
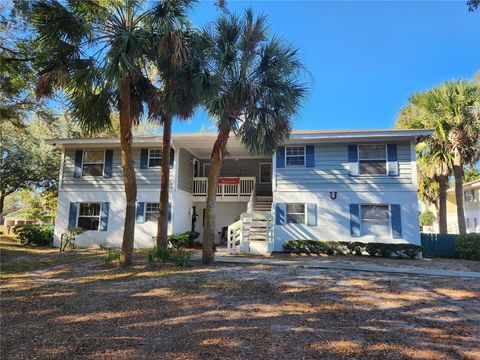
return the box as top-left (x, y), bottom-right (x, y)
top-left (200, 10), bottom-right (307, 264)
top-left (396, 99), bottom-right (453, 233)
top-left (153, 28), bottom-right (207, 250)
top-left (31, 0), bottom-right (191, 265)
top-left (433, 81), bottom-right (480, 234)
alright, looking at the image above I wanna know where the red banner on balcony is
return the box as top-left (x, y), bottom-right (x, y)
top-left (218, 177), bottom-right (240, 185)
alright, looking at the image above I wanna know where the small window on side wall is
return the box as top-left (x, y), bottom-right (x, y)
top-left (359, 144), bottom-right (387, 175)
top-left (286, 203), bottom-right (305, 224)
top-left (285, 146), bottom-right (305, 166)
top-left (82, 150), bottom-right (105, 177)
top-left (148, 149), bottom-right (162, 168)
top-left (77, 203), bottom-right (101, 231)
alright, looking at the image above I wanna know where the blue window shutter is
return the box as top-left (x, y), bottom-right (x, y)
top-left (275, 203), bottom-right (286, 225)
top-left (348, 145), bottom-right (359, 176)
top-left (350, 204), bottom-right (361, 237)
top-left (276, 146), bottom-right (285, 168)
top-left (136, 202), bottom-right (145, 223)
top-left (391, 204), bottom-right (402, 238)
top-left (307, 203), bottom-right (317, 226)
top-left (100, 202), bottom-right (109, 231)
top-left (168, 202), bottom-right (172, 223)
top-left (104, 150), bottom-right (113, 178)
top-left (306, 145), bottom-right (315, 167)
top-left (387, 144), bottom-right (399, 176)
top-left (68, 202), bottom-right (78, 229)
top-left (169, 148), bottom-right (175, 169)
top-left (73, 150), bottom-right (83, 178)
top-left (140, 149), bottom-right (149, 169)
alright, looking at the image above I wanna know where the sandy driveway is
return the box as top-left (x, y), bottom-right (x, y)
top-left (1, 238), bottom-right (479, 359)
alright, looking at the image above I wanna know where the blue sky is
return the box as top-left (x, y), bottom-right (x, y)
top-left (172, 0), bottom-right (480, 133)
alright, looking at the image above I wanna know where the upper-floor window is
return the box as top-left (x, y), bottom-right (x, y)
top-left (286, 146), bottom-right (305, 166)
top-left (82, 150), bottom-right (105, 177)
top-left (148, 149), bottom-right (162, 168)
top-left (145, 202), bottom-right (159, 222)
top-left (286, 203), bottom-right (305, 224)
top-left (361, 204), bottom-right (389, 236)
top-left (77, 202), bottom-right (101, 230)
top-left (359, 144), bottom-right (387, 175)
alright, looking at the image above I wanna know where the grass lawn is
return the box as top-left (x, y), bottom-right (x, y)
top-left (1, 235), bottom-right (479, 360)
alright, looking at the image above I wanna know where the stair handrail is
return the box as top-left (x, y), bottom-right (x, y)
top-left (227, 219), bottom-right (243, 251)
top-left (247, 190), bottom-right (256, 212)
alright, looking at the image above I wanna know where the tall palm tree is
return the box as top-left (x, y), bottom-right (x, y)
top-left (396, 99), bottom-right (453, 233)
top-left (153, 28), bottom-right (207, 250)
top-left (200, 10), bottom-right (307, 264)
top-left (432, 81), bottom-right (480, 234)
top-left (31, 0), bottom-right (190, 265)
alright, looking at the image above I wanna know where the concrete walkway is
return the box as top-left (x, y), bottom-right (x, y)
top-left (190, 253), bottom-right (480, 278)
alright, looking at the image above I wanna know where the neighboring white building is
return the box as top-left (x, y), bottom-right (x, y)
top-left (46, 129), bottom-right (431, 254)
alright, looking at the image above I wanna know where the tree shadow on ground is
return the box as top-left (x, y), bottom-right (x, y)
top-left (1, 238), bottom-right (479, 360)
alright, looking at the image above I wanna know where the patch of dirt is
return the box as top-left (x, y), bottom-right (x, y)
top-left (1, 236), bottom-right (480, 359)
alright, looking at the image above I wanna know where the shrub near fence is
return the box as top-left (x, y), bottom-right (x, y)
top-left (455, 233), bottom-right (480, 260)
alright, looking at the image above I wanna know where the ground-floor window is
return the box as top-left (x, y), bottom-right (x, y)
top-left (361, 204), bottom-right (389, 236)
top-left (286, 203), bottom-right (305, 224)
top-left (145, 202), bottom-right (159, 222)
top-left (77, 203), bottom-right (101, 231)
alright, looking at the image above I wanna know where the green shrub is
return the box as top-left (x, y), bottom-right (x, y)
top-left (148, 246), bottom-right (172, 263)
top-left (102, 248), bottom-right (121, 265)
top-left (283, 240), bottom-right (422, 259)
top-left (455, 233), bottom-right (480, 260)
top-left (60, 227), bottom-right (84, 251)
top-left (12, 224), bottom-right (54, 246)
top-left (168, 231), bottom-right (200, 249)
top-left (174, 253), bottom-right (192, 267)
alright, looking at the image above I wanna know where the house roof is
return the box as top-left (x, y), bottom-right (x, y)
top-left (4, 209), bottom-right (54, 220)
top-left (447, 179), bottom-right (480, 193)
top-left (45, 128), bottom-right (433, 147)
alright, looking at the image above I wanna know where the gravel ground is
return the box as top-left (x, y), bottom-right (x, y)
top-left (1, 237), bottom-right (479, 360)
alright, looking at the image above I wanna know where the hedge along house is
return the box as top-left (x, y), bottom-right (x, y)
top-left (46, 129), bottom-right (431, 254)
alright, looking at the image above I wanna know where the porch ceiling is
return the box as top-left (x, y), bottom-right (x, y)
top-left (174, 136), bottom-right (261, 159)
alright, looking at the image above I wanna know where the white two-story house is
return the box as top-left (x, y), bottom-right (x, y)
top-left (47, 129), bottom-right (431, 254)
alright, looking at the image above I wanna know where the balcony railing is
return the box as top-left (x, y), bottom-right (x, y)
top-left (192, 177), bottom-right (256, 199)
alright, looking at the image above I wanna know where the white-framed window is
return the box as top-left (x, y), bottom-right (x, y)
top-left (360, 204), bottom-right (389, 236)
top-left (148, 149), bottom-right (162, 168)
top-left (82, 150), bottom-right (105, 177)
top-left (358, 144), bottom-right (387, 175)
top-left (285, 146), bottom-right (305, 166)
top-left (259, 162), bottom-right (272, 183)
top-left (286, 203), bottom-right (305, 224)
top-left (77, 202), bottom-right (101, 231)
top-left (145, 202), bottom-right (159, 222)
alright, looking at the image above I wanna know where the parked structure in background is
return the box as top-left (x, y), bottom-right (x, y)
top-left (3, 209), bottom-right (54, 227)
top-left (46, 129), bottom-right (431, 255)
top-left (422, 179), bottom-right (480, 234)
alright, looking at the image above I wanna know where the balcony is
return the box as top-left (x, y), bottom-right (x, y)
top-left (192, 177), bottom-right (256, 201)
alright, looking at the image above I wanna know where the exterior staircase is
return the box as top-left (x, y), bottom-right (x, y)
top-left (254, 196), bottom-right (273, 212)
top-left (227, 210), bottom-right (274, 255)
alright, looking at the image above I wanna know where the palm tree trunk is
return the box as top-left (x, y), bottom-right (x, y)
top-left (119, 78), bottom-right (137, 266)
top-left (438, 175), bottom-right (448, 234)
top-left (202, 126), bottom-right (230, 264)
top-left (453, 151), bottom-right (466, 234)
top-left (157, 114), bottom-right (172, 250)
top-left (0, 191), bottom-right (6, 225)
